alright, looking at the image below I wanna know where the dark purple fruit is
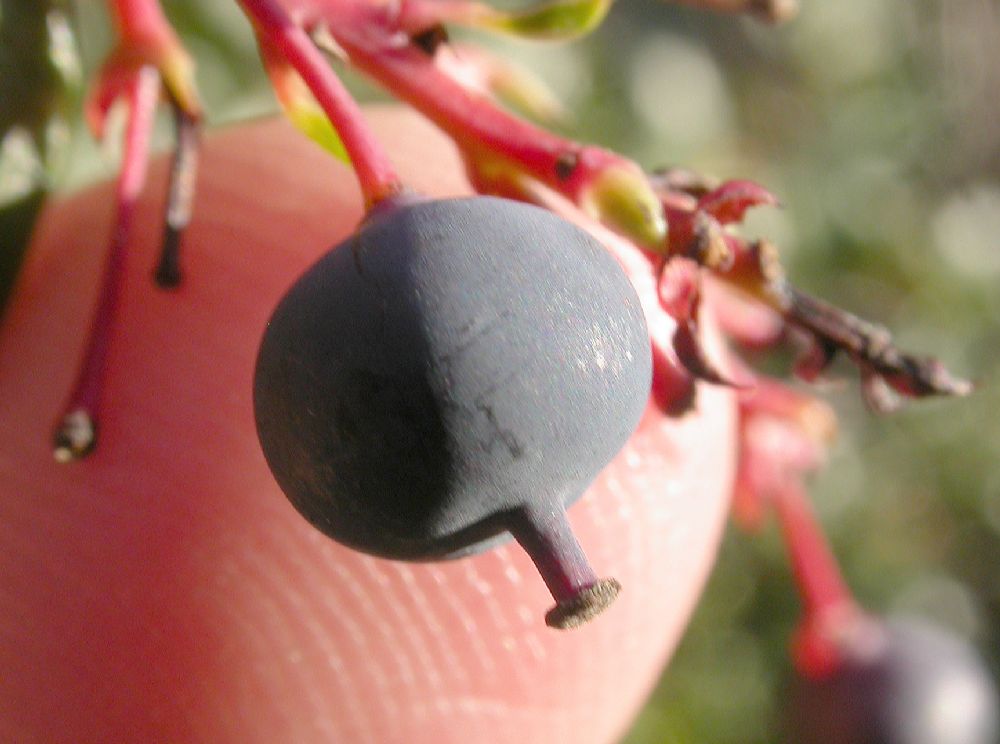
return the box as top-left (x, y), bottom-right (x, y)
top-left (253, 195), bottom-right (652, 627)
top-left (786, 617), bottom-right (1000, 744)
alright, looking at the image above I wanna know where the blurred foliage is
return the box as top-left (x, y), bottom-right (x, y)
top-left (2, 1), bottom-right (998, 742)
top-left (0, 0), bottom-right (78, 308)
top-left (600, 3), bottom-right (1000, 743)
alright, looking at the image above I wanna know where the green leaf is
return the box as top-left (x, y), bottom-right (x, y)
top-left (0, 0), bottom-right (76, 308)
top-left (487, 0), bottom-right (614, 41)
top-left (283, 102), bottom-right (349, 162)
top-left (583, 164), bottom-right (667, 250)
top-left (257, 33), bottom-right (348, 163)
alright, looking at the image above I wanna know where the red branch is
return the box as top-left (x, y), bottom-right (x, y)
top-left (55, 66), bottom-right (160, 460)
top-left (774, 486), bottom-right (855, 619)
top-left (239, 0), bottom-right (404, 210)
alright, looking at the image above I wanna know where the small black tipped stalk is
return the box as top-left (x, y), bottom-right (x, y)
top-left (154, 103), bottom-right (199, 289)
top-left (54, 68), bottom-right (159, 462)
top-left (507, 502), bottom-right (621, 630)
top-left (53, 409), bottom-right (97, 463)
top-left (154, 225), bottom-right (183, 288)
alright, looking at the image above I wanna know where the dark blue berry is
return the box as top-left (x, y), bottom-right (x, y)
top-left (253, 196), bottom-right (652, 627)
top-left (787, 617), bottom-right (1000, 744)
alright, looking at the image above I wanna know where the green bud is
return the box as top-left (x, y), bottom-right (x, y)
top-left (258, 34), bottom-right (348, 163)
top-left (583, 165), bottom-right (668, 251)
top-left (285, 104), bottom-right (349, 163)
top-left (488, 0), bottom-right (614, 41)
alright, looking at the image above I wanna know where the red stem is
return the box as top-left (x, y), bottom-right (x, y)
top-left (110, 0), bottom-right (172, 39)
top-left (773, 485), bottom-right (856, 620)
top-left (321, 3), bottom-right (622, 200)
top-left (55, 66), bottom-right (159, 460)
top-left (237, 0), bottom-right (403, 210)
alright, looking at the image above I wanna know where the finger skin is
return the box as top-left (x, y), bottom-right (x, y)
top-left (0, 109), bottom-right (736, 743)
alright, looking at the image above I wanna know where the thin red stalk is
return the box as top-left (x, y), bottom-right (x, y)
top-left (324, 11), bottom-right (620, 200)
top-left (237, 0), bottom-right (403, 210)
top-left (54, 66), bottom-right (159, 461)
top-left (773, 485), bottom-right (856, 620)
top-left (110, 0), bottom-right (172, 38)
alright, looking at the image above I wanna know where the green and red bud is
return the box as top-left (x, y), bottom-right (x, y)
top-left (257, 33), bottom-right (349, 162)
top-left (399, 0), bottom-right (613, 41)
top-left (578, 163), bottom-right (667, 251)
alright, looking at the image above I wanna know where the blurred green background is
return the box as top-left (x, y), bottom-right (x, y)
top-left (2, 1), bottom-right (998, 742)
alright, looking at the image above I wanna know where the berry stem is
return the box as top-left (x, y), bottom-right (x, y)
top-left (154, 100), bottom-right (199, 288)
top-left (328, 23), bottom-right (614, 199)
top-left (773, 485), bottom-right (855, 620)
top-left (507, 502), bottom-right (621, 629)
top-left (54, 65), bottom-right (159, 462)
top-left (237, 0), bottom-right (403, 211)
top-left (774, 485), bottom-right (881, 677)
top-left (306, 4), bottom-right (664, 247)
